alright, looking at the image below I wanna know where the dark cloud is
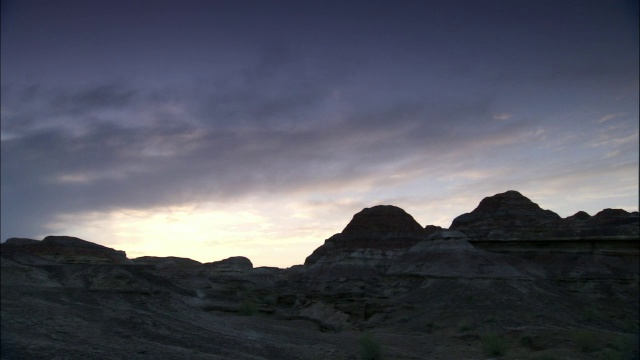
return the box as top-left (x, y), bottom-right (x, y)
top-left (0, 75), bottom-right (533, 240)
top-left (1, 83), bottom-right (139, 138)
top-left (49, 84), bottom-right (136, 114)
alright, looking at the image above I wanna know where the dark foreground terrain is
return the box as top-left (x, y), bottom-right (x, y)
top-left (2, 191), bottom-right (639, 359)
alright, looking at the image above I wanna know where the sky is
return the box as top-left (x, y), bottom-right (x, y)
top-left (1, 0), bottom-right (638, 268)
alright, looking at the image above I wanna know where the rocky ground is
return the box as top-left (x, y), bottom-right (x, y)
top-left (2, 190), bottom-right (639, 359)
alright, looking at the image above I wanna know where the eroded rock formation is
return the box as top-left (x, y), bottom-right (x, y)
top-left (450, 190), bottom-right (639, 240)
top-left (2, 235), bottom-right (129, 264)
top-left (2, 190), bottom-right (638, 359)
top-left (305, 205), bottom-right (426, 265)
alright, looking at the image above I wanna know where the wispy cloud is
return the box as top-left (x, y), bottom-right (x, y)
top-left (589, 129), bottom-right (639, 148)
top-left (492, 112), bottom-right (512, 121)
top-left (597, 112), bottom-right (627, 123)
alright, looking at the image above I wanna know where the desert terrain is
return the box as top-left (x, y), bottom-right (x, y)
top-left (2, 190), bottom-right (638, 359)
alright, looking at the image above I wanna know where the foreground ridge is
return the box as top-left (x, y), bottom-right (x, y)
top-left (2, 190), bottom-right (639, 359)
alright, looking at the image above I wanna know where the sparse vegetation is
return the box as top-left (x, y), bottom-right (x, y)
top-left (582, 304), bottom-right (599, 322)
top-left (600, 349), bottom-right (626, 360)
top-left (261, 295), bottom-right (277, 306)
top-left (359, 332), bottom-right (382, 360)
top-left (531, 355), bottom-right (556, 360)
top-left (604, 333), bottom-right (637, 359)
top-left (573, 329), bottom-right (599, 352)
top-left (481, 333), bottom-right (509, 356)
top-left (425, 321), bottom-right (442, 333)
top-left (620, 317), bottom-right (639, 333)
top-left (457, 319), bottom-right (472, 332)
top-left (610, 333), bottom-right (633, 351)
top-left (237, 299), bottom-right (258, 316)
top-left (519, 334), bottom-right (535, 349)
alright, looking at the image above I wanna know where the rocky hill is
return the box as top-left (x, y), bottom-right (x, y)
top-left (450, 190), bottom-right (639, 239)
top-left (2, 191), bottom-right (638, 359)
top-left (303, 205), bottom-right (426, 280)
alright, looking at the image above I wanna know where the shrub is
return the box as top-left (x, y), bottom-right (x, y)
top-left (573, 329), bottom-right (598, 352)
top-left (457, 319), bottom-right (472, 332)
top-left (261, 295), bottom-right (277, 306)
top-left (481, 333), bottom-right (509, 356)
top-left (519, 335), bottom-right (534, 349)
top-left (606, 333), bottom-right (637, 359)
top-left (600, 349), bottom-right (625, 360)
top-left (359, 332), bottom-right (382, 360)
top-left (531, 355), bottom-right (556, 360)
top-left (237, 300), bottom-right (258, 316)
top-left (425, 321), bottom-right (441, 333)
top-left (621, 318), bottom-right (639, 333)
top-left (582, 305), bottom-right (599, 322)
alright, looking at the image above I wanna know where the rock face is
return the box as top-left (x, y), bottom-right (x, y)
top-left (302, 205), bottom-right (426, 281)
top-left (574, 208), bottom-right (640, 237)
top-left (449, 190), bottom-right (561, 239)
top-left (388, 229), bottom-right (535, 279)
top-left (341, 205), bottom-right (425, 235)
top-left (203, 256), bottom-right (253, 277)
top-left (4, 238), bottom-right (40, 245)
top-left (1, 235), bottom-right (129, 264)
top-left (424, 224), bottom-right (443, 236)
top-left (304, 205), bottom-right (424, 266)
top-left (132, 256), bottom-right (202, 268)
top-left (447, 191), bottom-right (639, 240)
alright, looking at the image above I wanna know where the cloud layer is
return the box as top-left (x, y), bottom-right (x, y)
top-left (2, 0), bottom-right (638, 266)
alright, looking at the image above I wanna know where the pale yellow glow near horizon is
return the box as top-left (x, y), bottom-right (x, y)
top-left (40, 181), bottom-right (639, 268)
top-left (44, 200), bottom-right (347, 268)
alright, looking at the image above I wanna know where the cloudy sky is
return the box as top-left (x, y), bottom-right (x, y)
top-left (1, 0), bottom-right (638, 267)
